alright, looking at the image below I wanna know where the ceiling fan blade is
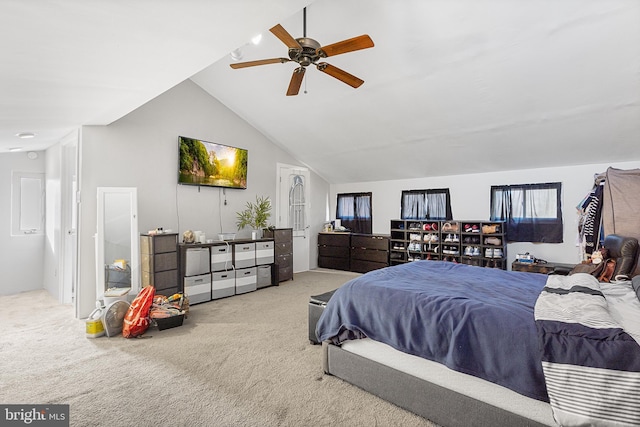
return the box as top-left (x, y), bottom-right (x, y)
top-left (316, 63), bottom-right (364, 88)
top-left (286, 67), bottom-right (306, 96)
top-left (230, 58), bottom-right (291, 69)
top-left (270, 24), bottom-right (302, 50)
top-left (317, 35), bottom-right (374, 58)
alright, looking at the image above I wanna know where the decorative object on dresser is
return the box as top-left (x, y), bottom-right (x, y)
top-left (262, 228), bottom-right (293, 282)
top-left (140, 233), bottom-right (179, 297)
top-left (236, 195), bottom-right (272, 239)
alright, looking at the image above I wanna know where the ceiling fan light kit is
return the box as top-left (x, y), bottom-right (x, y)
top-left (229, 9), bottom-right (374, 96)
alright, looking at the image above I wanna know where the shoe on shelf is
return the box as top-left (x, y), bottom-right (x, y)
top-left (464, 246), bottom-right (473, 256)
top-left (485, 248), bottom-right (494, 258)
top-left (444, 234), bottom-right (452, 243)
top-left (472, 246), bottom-right (481, 256)
top-left (452, 234), bottom-right (459, 242)
top-left (493, 248), bottom-right (503, 258)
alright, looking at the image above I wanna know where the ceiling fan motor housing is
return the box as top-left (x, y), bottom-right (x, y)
top-left (289, 37), bottom-right (322, 67)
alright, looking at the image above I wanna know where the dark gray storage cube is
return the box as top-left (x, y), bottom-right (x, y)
top-left (256, 265), bottom-right (272, 289)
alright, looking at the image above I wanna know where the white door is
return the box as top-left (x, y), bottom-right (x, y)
top-left (277, 164), bottom-right (310, 273)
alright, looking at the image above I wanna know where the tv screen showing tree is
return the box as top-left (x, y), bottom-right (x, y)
top-left (178, 136), bottom-right (248, 189)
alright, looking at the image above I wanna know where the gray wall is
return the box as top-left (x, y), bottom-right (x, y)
top-left (78, 80), bottom-right (329, 317)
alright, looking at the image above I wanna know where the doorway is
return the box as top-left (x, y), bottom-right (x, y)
top-left (277, 164), bottom-right (310, 273)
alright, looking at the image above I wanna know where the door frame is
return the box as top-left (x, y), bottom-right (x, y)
top-left (60, 130), bottom-right (79, 307)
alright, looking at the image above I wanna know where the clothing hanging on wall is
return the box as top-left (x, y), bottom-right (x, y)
top-left (577, 175), bottom-right (605, 255)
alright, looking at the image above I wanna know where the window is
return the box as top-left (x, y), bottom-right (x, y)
top-left (11, 172), bottom-right (45, 236)
top-left (401, 189), bottom-right (452, 220)
top-left (336, 192), bottom-right (372, 234)
top-left (490, 182), bottom-right (563, 243)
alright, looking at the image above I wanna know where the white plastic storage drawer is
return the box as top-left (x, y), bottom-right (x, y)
top-left (211, 245), bottom-right (233, 272)
top-left (211, 271), bottom-right (235, 299)
top-left (185, 247), bottom-right (210, 276)
top-left (234, 243), bottom-right (256, 269)
top-left (235, 267), bottom-right (257, 294)
top-left (256, 265), bottom-right (271, 289)
top-left (255, 241), bottom-right (275, 265)
top-left (184, 274), bottom-right (211, 304)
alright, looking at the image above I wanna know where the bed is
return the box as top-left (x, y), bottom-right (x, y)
top-left (316, 256), bottom-right (640, 426)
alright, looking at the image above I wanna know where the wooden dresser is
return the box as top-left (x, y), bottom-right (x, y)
top-left (263, 228), bottom-right (293, 282)
top-left (318, 232), bottom-right (390, 273)
top-left (318, 232), bottom-right (351, 271)
top-left (350, 233), bottom-right (390, 273)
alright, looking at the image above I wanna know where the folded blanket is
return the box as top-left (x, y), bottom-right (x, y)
top-left (535, 274), bottom-right (640, 426)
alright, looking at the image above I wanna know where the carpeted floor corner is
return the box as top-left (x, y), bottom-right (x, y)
top-left (1, 270), bottom-right (436, 427)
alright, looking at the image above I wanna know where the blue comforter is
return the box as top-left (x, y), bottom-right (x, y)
top-left (316, 260), bottom-right (550, 401)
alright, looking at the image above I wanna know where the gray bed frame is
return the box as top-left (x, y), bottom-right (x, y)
top-left (322, 341), bottom-right (555, 427)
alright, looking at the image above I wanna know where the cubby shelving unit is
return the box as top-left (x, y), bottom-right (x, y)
top-left (390, 219), bottom-right (507, 269)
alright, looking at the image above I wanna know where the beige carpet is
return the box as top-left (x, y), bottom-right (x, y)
top-left (1, 270), bottom-right (436, 427)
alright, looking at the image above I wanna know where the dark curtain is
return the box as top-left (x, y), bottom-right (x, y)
top-left (337, 193), bottom-right (372, 234)
top-left (490, 183), bottom-right (563, 243)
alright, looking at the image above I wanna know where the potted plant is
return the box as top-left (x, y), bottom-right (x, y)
top-left (236, 195), bottom-right (272, 239)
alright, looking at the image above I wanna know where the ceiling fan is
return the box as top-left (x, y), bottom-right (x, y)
top-left (229, 8), bottom-right (374, 96)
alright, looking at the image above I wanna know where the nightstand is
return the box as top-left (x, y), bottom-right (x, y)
top-left (511, 261), bottom-right (576, 275)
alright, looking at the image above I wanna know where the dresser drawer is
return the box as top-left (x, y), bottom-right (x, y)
top-left (276, 253), bottom-right (293, 269)
top-left (350, 247), bottom-right (389, 263)
top-left (279, 265), bottom-right (293, 281)
top-left (351, 234), bottom-right (389, 251)
top-left (274, 241), bottom-right (293, 255)
top-left (350, 259), bottom-right (387, 274)
top-left (318, 232), bottom-right (350, 246)
top-left (141, 252), bottom-right (178, 273)
top-left (319, 245), bottom-right (350, 258)
top-left (142, 269), bottom-right (178, 291)
top-left (140, 233), bottom-right (177, 254)
top-left (319, 256), bottom-right (350, 271)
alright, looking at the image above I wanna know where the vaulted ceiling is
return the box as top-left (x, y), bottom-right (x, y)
top-left (2, 0), bottom-right (639, 183)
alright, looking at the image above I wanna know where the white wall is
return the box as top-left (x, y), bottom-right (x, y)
top-left (332, 160), bottom-right (640, 267)
top-left (43, 143), bottom-right (61, 300)
top-left (0, 151), bottom-right (46, 295)
top-left (77, 80), bottom-right (328, 317)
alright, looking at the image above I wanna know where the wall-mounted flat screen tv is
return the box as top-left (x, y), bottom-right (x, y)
top-left (178, 136), bottom-right (248, 189)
